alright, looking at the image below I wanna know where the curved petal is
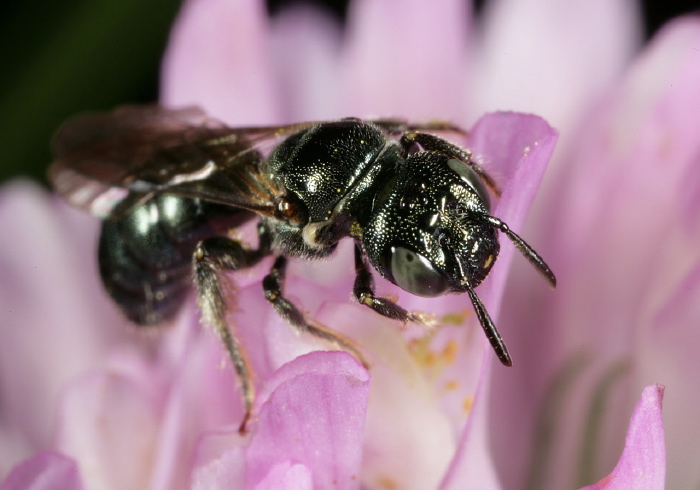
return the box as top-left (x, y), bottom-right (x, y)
top-left (315, 303), bottom-right (455, 490)
top-left (580, 385), bottom-right (665, 490)
top-left (245, 351), bottom-right (370, 490)
top-left (440, 112), bottom-right (557, 488)
top-left (467, 112), bottom-right (558, 311)
top-left (438, 354), bottom-right (501, 490)
top-left (0, 452), bottom-right (85, 490)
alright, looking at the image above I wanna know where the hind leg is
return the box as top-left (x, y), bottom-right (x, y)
top-left (193, 225), bottom-right (271, 433)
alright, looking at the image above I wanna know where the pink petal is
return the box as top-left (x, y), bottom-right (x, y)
top-left (161, 0), bottom-right (280, 125)
top-left (54, 371), bottom-right (162, 490)
top-left (254, 462), bottom-right (313, 490)
top-left (246, 351), bottom-right (370, 489)
top-left (644, 263), bottom-right (700, 488)
top-left (312, 303), bottom-right (456, 489)
top-left (390, 111), bottom-right (557, 324)
top-left (467, 111), bottom-right (558, 312)
top-left (341, 0), bottom-right (472, 121)
top-left (146, 316), bottom-right (246, 490)
top-left (560, 18), bottom-right (700, 486)
top-left (0, 182), bottom-right (129, 471)
top-left (419, 112), bottom-right (556, 378)
top-left (440, 112), bottom-right (557, 488)
top-left (581, 385), bottom-right (665, 489)
top-left (191, 440), bottom-right (246, 490)
top-left (472, 0), bottom-right (642, 133)
top-left (493, 16), bottom-right (700, 489)
top-left (269, 5), bottom-right (344, 121)
top-left (438, 355), bottom-right (502, 490)
top-left (0, 452), bottom-right (85, 490)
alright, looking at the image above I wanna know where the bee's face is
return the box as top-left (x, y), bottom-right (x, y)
top-left (364, 153), bottom-right (500, 297)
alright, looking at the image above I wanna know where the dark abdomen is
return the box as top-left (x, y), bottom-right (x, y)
top-left (98, 194), bottom-right (252, 325)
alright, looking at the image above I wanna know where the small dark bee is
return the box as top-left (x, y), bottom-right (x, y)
top-left (49, 105), bottom-right (555, 431)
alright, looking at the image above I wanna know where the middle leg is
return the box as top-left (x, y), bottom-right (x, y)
top-left (263, 255), bottom-right (369, 369)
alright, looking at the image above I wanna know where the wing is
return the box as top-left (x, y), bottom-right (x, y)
top-left (49, 105), bottom-right (317, 219)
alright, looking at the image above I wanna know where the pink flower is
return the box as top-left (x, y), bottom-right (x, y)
top-left (3, 0), bottom-right (695, 488)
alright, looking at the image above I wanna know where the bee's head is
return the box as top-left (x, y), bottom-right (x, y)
top-left (364, 152), bottom-right (501, 296)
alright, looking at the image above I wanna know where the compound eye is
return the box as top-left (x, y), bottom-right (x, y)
top-left (447, 158), bottom-right (491, 210)
top-left (390, 246), bottom-right (450, 298)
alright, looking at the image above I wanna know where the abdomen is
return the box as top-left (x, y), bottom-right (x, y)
top-left (98, 194), bottom-right (252, 325)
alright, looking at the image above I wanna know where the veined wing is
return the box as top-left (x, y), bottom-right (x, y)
top-left (49, 105), bottom-right (317, 218)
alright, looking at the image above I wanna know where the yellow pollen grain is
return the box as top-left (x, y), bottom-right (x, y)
top-left (376, 476), bottom-right (399, 490)
top-left (463, 395), bottom-right (474, 414)
top-left (441, 340), bottom-right (458, 365)
top-left (409, 337), bottom-right (437, 369)
top-left (444, 379), bottom-right (459, 391)
top-left (349, 221), bottom-right (363, 237)
top-left (442, 310), bottom-right (469, 325)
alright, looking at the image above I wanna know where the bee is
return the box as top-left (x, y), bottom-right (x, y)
top-left (49, 105), bottom-right (556, 431)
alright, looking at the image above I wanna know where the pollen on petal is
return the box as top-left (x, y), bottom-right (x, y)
top-left (462, 395), bottom-right (474, 415)
top-left (444, 379), bottom-right (459, 391)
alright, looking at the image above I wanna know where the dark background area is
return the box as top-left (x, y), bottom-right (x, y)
top-left (0, 0), bottom-right (697, 186)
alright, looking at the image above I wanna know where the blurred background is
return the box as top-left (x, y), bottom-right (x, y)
top-left (0, 0), bottom-right (696, 186)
